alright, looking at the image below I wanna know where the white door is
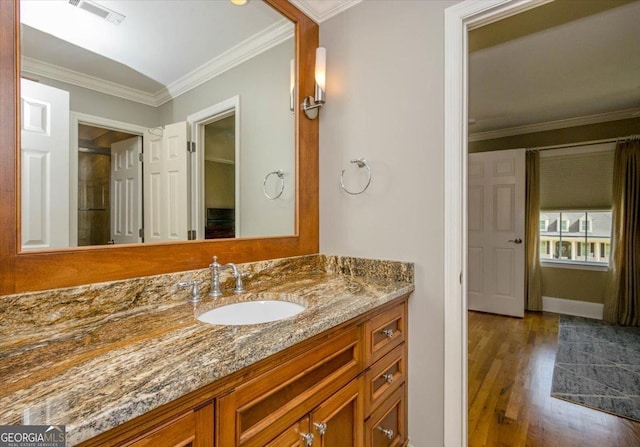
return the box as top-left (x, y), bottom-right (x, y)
top-left (468, 149), bottom-right (525, 317)
top-left (20, 79), bottom-right (70, 250)
top-left (111, 136), bottom-right (142, 244)
top-left (143, 122), bottom-right (190, 242)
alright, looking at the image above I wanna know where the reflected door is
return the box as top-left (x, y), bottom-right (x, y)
top-left (143, 121), bottom-right (190, 243)
top-left (111, 136), bottom-right (142, 244)
top-left (20, 78), bottom-right (70, 250)
top-left (468, 149), bottom-right (525, 317)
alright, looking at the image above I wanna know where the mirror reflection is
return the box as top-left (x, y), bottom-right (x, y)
top-left (19, 0), bottom-right (295, 250)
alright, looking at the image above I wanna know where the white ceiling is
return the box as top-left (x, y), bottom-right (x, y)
top-left (469, 1), bottom-right (640, 138)
top-left (20, 0), bottom-right (293, 105)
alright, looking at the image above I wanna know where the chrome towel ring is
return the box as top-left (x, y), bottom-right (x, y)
top-left (263, 170), bottom-right (285, 200)
top-left (340, 158), bottom-right (371, 195)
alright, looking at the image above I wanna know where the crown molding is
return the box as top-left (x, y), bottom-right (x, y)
top-left (289, 0), bottom-right (362, 23)
top-left (22, 19), bottom-right (294, 108)
top-left (155, 19), bottom-right (294, 106)
top-left (468, 108), bottom-right (640, 142)
top-left (21, 57), bottom-right (158, 106)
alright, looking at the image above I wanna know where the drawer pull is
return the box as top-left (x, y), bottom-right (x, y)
top-left (382, 372), bottom-right (394, 383)
top-left (382, 328), bottom-right (394, 338)
top-left (377, 426), bottom-right (394, 439)
top-left (313, 422), bottom-right (327, 435)
top-left (301, 432), bottom-right (314, 446)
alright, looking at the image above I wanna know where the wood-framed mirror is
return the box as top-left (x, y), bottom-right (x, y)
top-left (0, 0), bottom-right (319, 295)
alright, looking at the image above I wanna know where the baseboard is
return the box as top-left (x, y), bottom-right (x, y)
top-left (542, 296), bottom-right (604, 319)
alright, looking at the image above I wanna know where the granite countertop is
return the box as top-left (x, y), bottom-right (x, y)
top-left (0, 255), bottom-right (413, 445)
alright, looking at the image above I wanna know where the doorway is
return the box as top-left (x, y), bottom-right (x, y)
top-left (188, 96), bottom-right (240, 240)
top-left (70, 113), bottom-right (147, 247)
top-left (76, 123), bottom-right (139, 246)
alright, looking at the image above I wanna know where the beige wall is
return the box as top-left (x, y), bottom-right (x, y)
top-left (469, 121), bottom-right (629, 305)
top-left (31, 74), bottom-right (160, 128)
top-left (319, 1), bottom-right (459, 445)
top-left (542, 266), bottom-right (608, 303)
top-left (205, 162), bottom-right (235, 209)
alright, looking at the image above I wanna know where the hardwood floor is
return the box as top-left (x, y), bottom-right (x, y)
top-left (468, 311), bottom-right (640, 447)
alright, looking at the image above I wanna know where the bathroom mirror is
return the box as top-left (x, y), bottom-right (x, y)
top-left (0, 0), bottom-right (319, 295)
top-left (19, 0), bottom-right (295, 249)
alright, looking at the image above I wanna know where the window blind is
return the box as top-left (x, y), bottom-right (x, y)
top-left (539, 143), bottom-right (615, 210)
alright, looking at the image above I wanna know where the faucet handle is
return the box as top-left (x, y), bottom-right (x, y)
top-left (233, 271), bottom-right (248, 294)
top-left (177, 280), bottom-right (203, 303)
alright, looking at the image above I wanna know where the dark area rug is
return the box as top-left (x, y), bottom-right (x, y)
top-left (551, 314), bottom-right (640, 421)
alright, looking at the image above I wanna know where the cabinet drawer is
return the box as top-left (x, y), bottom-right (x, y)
top-left (365, 384), bottom-right (406, 447)
top-left (217, 326), bottom-right (361, 447)
top-left (364, 302), bottom-right (406, 365)
top-left (364, 343), bottom-right (405, 416)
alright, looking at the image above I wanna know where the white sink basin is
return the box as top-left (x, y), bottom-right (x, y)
top-left (197, 297), bottom-right (305, 325)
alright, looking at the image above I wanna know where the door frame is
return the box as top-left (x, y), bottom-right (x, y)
top-left (70, 112), bottom-right (147, 246)
top-left (187, 96), bottom-right (241, 240)
top-left (443, 1), bottom-right (552, 445)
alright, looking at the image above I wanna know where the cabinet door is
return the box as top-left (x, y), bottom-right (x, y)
top-left (265, 417), bottom-right (312, 447)
top-left (310, 379), bottom-right (363, 447)
top-left (126, 403), bottom-right (213, 447)
top-left (218, 327), bottom-right (361, 447)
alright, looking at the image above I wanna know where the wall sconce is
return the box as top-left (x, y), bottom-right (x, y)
top-left (302, 47), bottom-right (326, 120)
top-left (290, 59), bottom-right (295, 113)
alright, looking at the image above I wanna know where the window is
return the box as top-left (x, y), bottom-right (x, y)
top-left (539, 217), bottom-right (548, 231)
top-left (539, 210), bottom-right (611, 265)
top-left (580, 217), bottom-right (593, 233)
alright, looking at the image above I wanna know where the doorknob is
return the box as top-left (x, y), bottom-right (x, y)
top-left (508, 238), bottom-right (523, 244)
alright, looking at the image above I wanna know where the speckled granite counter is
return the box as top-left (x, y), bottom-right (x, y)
top-left (0, 255), bottom-right (413, 445)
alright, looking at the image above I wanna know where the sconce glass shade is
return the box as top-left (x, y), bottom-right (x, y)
top-left (302, 47), bottom-right (326, 120)
top-left (290, 59), bottom-right (295, 112)
top-left (315, 47), bottom-right (326, 93)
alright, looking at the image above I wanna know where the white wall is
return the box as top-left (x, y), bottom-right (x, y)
top-left (319, 1), bottom-right (458, 445)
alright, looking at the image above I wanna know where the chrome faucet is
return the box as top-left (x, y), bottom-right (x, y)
top-left (209, 256), bottom-right (247, 298)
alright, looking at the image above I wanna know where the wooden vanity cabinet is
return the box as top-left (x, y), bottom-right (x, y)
top-left (81, 296), bottom-right (409, 447)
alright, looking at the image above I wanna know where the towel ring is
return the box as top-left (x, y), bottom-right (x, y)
top-left (263, 170), bottom-right (285, 200)
top-left (340, 158), bottom-right (371, 195)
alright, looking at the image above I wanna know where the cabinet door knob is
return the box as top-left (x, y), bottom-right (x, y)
top-left (382, 372), bottom-right (394, 383)
top-left (377, 426), bottom-right (394, 439)
top-left (382, 328), bottom-right (394, 338)
top-left (300, 432), bottom-right (314, 446)
top-left (313, 422), bottom-right (327, 435)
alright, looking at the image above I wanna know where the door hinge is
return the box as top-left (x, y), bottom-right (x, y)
top-left (188, 230), bottom-right (196, 240)
top-left (139, 228), bottom-right (144, 238)
top-left (138, 152), bottom-right (143, 162)
top-left (460, 272), bottom-right (463, 284)
top-left (187, 141), bottom-right (195, 153)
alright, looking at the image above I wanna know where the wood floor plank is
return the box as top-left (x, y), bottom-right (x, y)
top-left (468, 311), bottom-right (640, 447)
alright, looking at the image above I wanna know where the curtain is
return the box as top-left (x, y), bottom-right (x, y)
top-left (604, 139), bottom-right (640, 325)
top-left (525, 150), bottom-right (543, 311)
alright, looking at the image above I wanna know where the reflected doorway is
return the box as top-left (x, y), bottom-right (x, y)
top-left (76, 123), bottom-right (139, 246)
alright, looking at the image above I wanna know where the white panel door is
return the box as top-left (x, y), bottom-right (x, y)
top-left (20, 79), bottom-right (70, 250)
top-left (111, 136), bottom-right (142, 244)
top-left (143, 122), bottom-right (189, 242)
top-left (468, 149), bottom-right (525, 317)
